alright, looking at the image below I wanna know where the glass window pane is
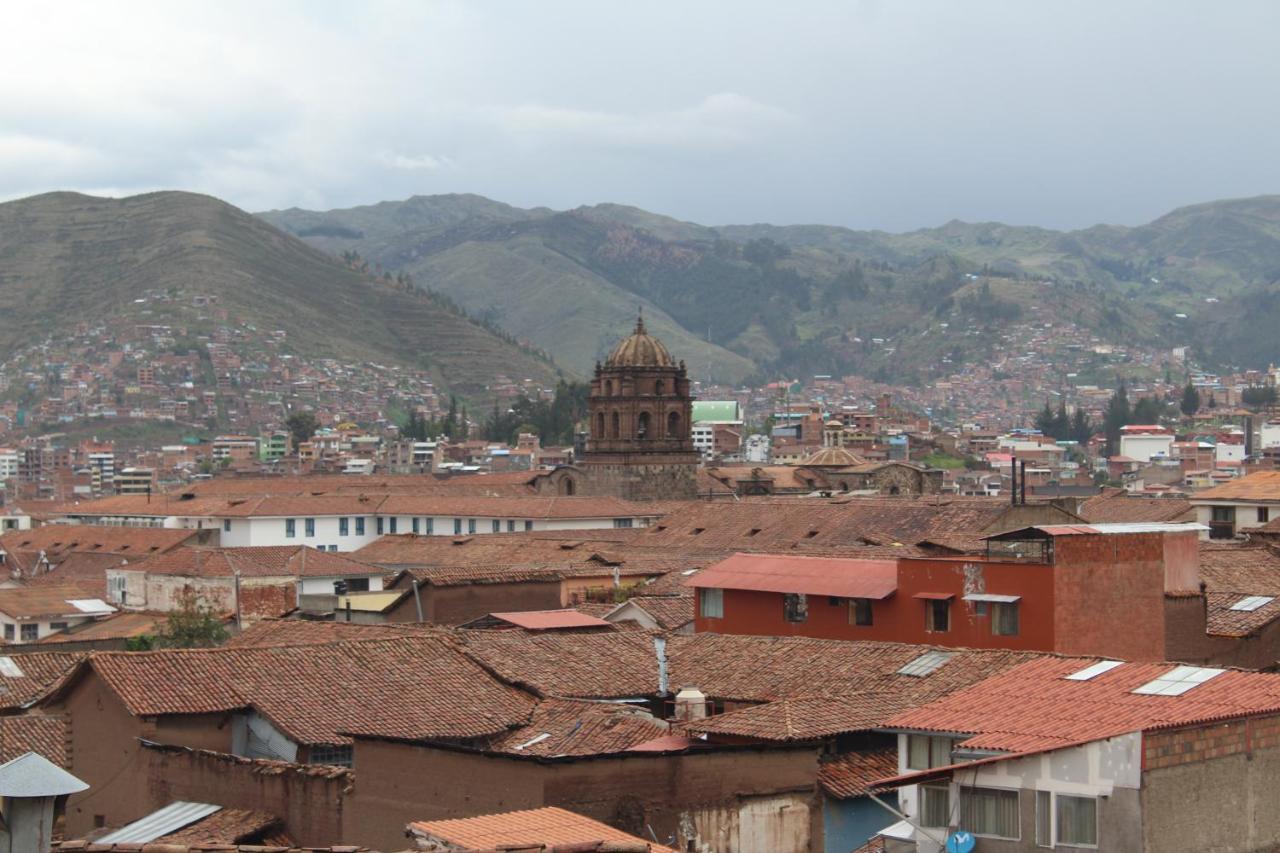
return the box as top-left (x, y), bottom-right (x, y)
top-left (1036, 791), bottom-right (1051, 847)
top-left (907, 735), bottom-right (930, 770)
top-left (1057, 795), bottom-right (1097, 846)
top-left (921, 785), bottom-right (950, 827)
top-left (960, 787), bottom-right (1019, 839)
top-left (930, 736), bottom-right (952, 768)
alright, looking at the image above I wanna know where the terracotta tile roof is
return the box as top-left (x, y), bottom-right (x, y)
top-left (36, 611), bottom-right (166, 644)
top-left (478, 698), bottom-right (668, 757)
top-left (685, 552), bottom-right (899, 599)
top-left (1204, 592), bottom-right (1280, 637)
top-left (887, 655), bottom-right (1280, 753)
top-left (408, 806), bottom-right (675, 852)
top-left (635, 496), bottom-right (1032, 551)
top-left (819, 748), bottom-right (899, 799)
top-left (157, 808), bottom-right (282, 845)
top-left (224, 619), bottom-right (442, 648)
top-left (23, 551), bottom-right (127, 598)
top-left (0, 525), bottom-right (198, 557)
top-left (459, 631), bottom-right (662, 699)
top-left (613, 595), bottom-right (693, 630)
top-left (376, 495), bottom-right (669, 520)
top-left (690, 694), bottom-right (904, 741)
top-left (56, 844), bottom-right (369, 853)
top-left (83, 636), bottom-right (537, 745)
top-left (0, 714), bottom-right (70, 766)
top-left (1199, 542), bottom-right (1280, 594)
top-left (1193, 471), bottom-right (1280, 502)
top-left (180, 472), bottom-right (539, 497)
top-left (1077, 489), bottom-right (1194, 524)
top-left (128, 546), bottom-right (382, 579)
top-left (0, 585), bottom-right (115, 620)
top-left (0, 650), bottom-right (84, 709)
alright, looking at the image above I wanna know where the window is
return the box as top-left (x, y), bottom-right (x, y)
top-left (1065, 660), bottom-right (1124, 681)
top-left (668, 411), bottom-right (681, 437)
top-left (1260, 507), bottom-right (1271, 524)
top-left (700, 587), bottom-right (724, 619)
top-left (426, 518), bottom-right (434, 535)
top-left (1036, 791), bottom-right (1052, 847)
top-left (926, 599), bottom-right (950, 632)
top-left (355, 516), bottom-right (366, 536)
top-left (388, 517), bottom-right (397, 534)
top-left (524, 520), bottom-right (533, 531)
top-left (454, 518), bottom-right (462, 535)
top-left (412, 517), bottom-right (420, 534)
top-left (305, 518), bottom-right (315, 537)
top-left (961, 786), bottom-right (1020, 839)
top-left (1056, 794), bottom-right (1098, 846)
top-left (346, 577), bottom-right (370, 592)
top-left (920, 785), bottom-right (950, 828)
top-left (1210, 505), bottom-right (1236, 539)
top-left (507, 520), bottom-right (515, 532)
top-left (595, 412), bottom-right (605, 437)
top-left (851, 598), bottom-right (873, 626)
top-left (468, 519), bottom-right (477, 534)
top-left (223, 519), bottom-right (231, 533)
top-left (20, 624), bottom-right (37, 642)
top-left (328, 545), bottom-right (338, 552)
top-left (611, 411), bottom-right (620, 438)
top-left (2, 624), bottom-right (12, 641)
top-left (50, 622), bottom-right (69, 631)
top-left (907, 734), bottom-right (954, 770)
top-left (783, 592), bottom-right (808, 623)
top-left (992, 602), bottom-right (1019, 636)
top-left (614, 518), bottom-right (634, 528)
top-left (638, 411), bottom-right (650, 439)
top-left (285, 518), bottom-right (296, 538)
top-left (339, 517), bottom-right (349, 537)
top-left (492, 519), bottom-right (501, 533)
top-left (1230, 595), bottom-right (1275, 612)
top-left (309, 744), bottom-right (353, 767)
top-left (1133, 665), bottom-right (1225, 696)
top-left (376, 517), bottom-right (385, 535)
top-left (898, 650), bottom-right (955, 677)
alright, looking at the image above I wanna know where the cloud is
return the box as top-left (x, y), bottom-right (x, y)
top-left (377, 152), bottom-right (456, 171)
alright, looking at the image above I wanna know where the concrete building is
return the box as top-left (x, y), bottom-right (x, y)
top-left (0, 586), bottom-right (116, 644)
top-left (1190, 470), bottom-right (1280, 539)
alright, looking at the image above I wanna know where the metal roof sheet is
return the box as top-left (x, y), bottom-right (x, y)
top-left (0, 752), bottom-right (88, 797)
top-left (489, 610), bottom-right (613, 630)
top-left (685, 553), bottom-right (898, 600)
top-left (98, 801), bottom-right (222, 843)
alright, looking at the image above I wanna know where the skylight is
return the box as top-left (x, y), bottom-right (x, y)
top-left (1065, 660), bottom-right (1124, 681)
top-left (897, 650), bottom-right (955, 677)
top-left (0, 657), bottom-right (23, 679)
top-left (1230, 595), bottom-right (1275, 612)
top-left (1132, 666), bottom-right (1225, 696)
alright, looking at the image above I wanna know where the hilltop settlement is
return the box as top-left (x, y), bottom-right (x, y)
top-left (6, 316), bottom-right (1280, 853)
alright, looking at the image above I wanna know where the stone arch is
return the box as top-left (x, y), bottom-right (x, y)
top-left (559, 476), bottom-right (576, 496)
top-left (595, 411), bottom-right (605, 438)
top-left (667, 410), bottom-right (681, 439)
top-left (654, 378), bottom-right (665, 396)
top-left (610, 411), bottom-right (620, 438)
top-left (637, 411), bottom-right (651, 439)
top-left (604, 379), bottom-right (614, 396)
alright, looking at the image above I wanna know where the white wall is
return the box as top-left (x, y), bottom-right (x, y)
top-left (0, 613), bottom-right (94, 643)
top-left (219, 515), bottom-right (382, 552)
top-left (1261, 423), bottom-right (1280, 450)
top-left (1120, 434), bottom-right (1174, 462)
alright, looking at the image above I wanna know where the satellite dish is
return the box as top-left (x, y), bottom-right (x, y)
top-left (946, 831), bottom-right (976, 853)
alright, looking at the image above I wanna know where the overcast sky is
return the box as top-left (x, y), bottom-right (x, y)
top-left (3, 1), bottom-right (1278, 231)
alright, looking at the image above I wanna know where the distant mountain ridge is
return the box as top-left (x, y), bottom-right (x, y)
top-left (261, 193), bottom-right (1280, 381)
top-left (0, 191), bottom-right (561, 398)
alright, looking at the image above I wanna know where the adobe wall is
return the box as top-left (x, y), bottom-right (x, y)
top-left (345, 738), bottom-right (821, 853)
top-left (1142, 715), bottom-right (1280, 853)
top-left (1163, 596), bottom-right (1280, 669)
top-left (425, 580), bottom-right (563, 624)
top-left (573, 460), bottom-right (699, 501)
top-left (135, 744), bottom-right (350, 846)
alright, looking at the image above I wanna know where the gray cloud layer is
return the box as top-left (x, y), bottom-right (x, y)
top-left (3, 0), bottom-right (1278, 230)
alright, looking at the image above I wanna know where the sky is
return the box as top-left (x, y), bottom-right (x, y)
top-left (3, 0), bottom-right (1279, 231)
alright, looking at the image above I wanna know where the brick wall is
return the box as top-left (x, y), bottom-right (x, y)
top-left (1053, 533), bottom-right (1168, 660)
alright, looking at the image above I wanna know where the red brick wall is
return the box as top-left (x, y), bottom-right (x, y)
top-left (1142, 714), bottom-right (1280, 771)
top-left (424, 580), bottom-right (563, 625)
top-left (1053, 533), bottom-right (1168, 660)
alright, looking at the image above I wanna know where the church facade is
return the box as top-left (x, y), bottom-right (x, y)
top-left (534, 317), bottom-right (700, 501)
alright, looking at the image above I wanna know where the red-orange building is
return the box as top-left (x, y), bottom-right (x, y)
top-left (688, 523), bottom-right (1204, 662)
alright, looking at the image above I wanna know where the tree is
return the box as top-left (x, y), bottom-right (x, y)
top-left (158, 588), bottom-right (228, 649)
top-left (1070, 408), bottom-right (1094, 445)
top-left (286, 411), bottom-right (318, 449)
top-left (1133, 395), bottom-right (1163, 424)
top-left (1180, 381), bottom-right (1201, 417)
top-left (1103, 380), bottom-right (1131, 457)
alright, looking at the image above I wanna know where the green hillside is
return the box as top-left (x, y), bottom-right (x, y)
top-left (0, 191), bottom-right (562, 398)
top-left (261, 193), bottom-right (1280, 383)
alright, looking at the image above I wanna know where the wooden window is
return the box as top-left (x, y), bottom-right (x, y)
top-left (784, 593), bottom-right (808, 623)
top-left (992, 602), bottom-right (1019, 636)
top-left (699, 588), bottom-right (724, 619)
top-left (926, 599), bottom-right (950, 632)
top-left (851, 598), bottom-right (873, 626)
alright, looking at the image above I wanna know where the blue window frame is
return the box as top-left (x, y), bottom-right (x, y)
top-left (389, 517), bottom-right (397, 534)
top-left (426, 517), bottom-right (434, 535)
top-left (305, 518), bottom-right (315, 537)
top-left (507, 520), bottom-right (515, 532)
top-left (355, 516), bottom-right (366, 536)
top-left (285, 518), bottom-right (296, 538)
top-left (468, 518), bottom-right (477, 534)
top-left (492, 519), bottom-right (501, 533)
top-left (339, 517), bottom-right (349, 536)
top-left (223, 519), bottom-right (231, 533)
top-left (412, 517), bottom-right (420, 534)
top-left (376, 517), bottom-right (384, 535)
top-left (454, 518), bottom-right (462, 535)
top-left (524, 520), bottom-right (533, 531)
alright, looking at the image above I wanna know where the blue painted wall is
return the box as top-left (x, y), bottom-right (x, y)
top-left (824, 794), bottom-right (896, 853)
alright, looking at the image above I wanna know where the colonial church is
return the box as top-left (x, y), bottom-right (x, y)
top-left (532, 316), bottom-right (700, 501)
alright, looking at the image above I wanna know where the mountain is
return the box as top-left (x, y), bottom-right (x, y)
top-left (262, 194), bottom-right (1280, 382)
top-left (0, 191), bottom-right (561, 398)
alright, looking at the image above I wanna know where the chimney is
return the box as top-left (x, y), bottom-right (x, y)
top-left (0, 752), bottom-right (88, 853)
top-left (674, 686), bottom-right (708, 722)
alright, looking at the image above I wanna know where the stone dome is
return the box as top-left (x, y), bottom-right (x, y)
top-left (606, 315), bottom-right (676, 368)
top-left (803, 446), bottom-right (864, 467)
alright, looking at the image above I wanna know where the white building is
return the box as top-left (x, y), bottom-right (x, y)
top-left (0, 586), bottom-right (116, 644)
top-left (1118, 425), bottom-right (1174, 462)
top-left (0, 448), bottom-right (18, 482)
top-left (1190, 470), bottom-right (1280, 539)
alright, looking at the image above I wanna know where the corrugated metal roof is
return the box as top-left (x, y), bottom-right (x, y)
top-left (0, 752), bottom-right (87, 797)
top-left (686, 553), bottom-right (898, 600)
top-left (488, 610), bottom-right (612, 630)
top-left (98, 801), bottom-right (222, 843)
